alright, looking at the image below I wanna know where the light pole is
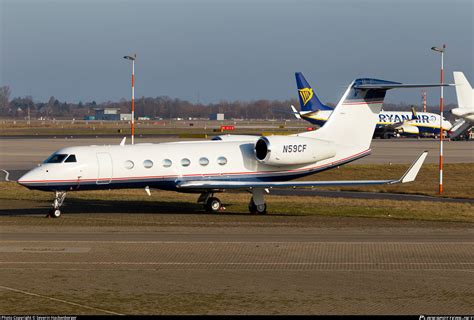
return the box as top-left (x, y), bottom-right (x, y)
top-left (123, 54), bottom-right (136, 144)
top-left (431, 44), bottom-right (445, 194)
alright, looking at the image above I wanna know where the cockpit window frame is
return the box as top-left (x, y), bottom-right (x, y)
top-left (44, 154), bottom-right (68, 164)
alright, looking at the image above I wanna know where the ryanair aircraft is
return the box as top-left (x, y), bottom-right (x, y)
top-left (291, 72), bottom-right (453, 138)
top-left (18, 76), bottom-right (436, 218)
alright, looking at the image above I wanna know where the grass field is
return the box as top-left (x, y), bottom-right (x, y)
top-left (300, 163), bottom-right (474, 199)
top-left (0, 119), bottom-right (304, 136)
top-left (1, 163), bottom-right (472, 223)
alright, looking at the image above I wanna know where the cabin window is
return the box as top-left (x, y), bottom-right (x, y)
top-left (143, 160), bottom-right (153, 169)
top-left (124, 160), bottom-right (134, 169)
top-left (217, 156), bottom-right (227, 166)
top-left (64, 154), bottom-right (77, 163)
top-left (162, 159), bottom-right (172, 168)
top-left (199, 157), bottom-right (209, 166)
top-left (181, 158), bottom-right (191, 167)
top-left (44, 154), bottom-right (68, 163)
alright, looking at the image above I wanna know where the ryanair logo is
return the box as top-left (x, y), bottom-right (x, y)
top-left (298, 88), bottom-right (313, 106)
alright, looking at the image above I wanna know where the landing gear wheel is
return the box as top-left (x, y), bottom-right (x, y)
top-left (248, 197), bottom-right (267, 215)
top-left (52, 209), bottom-right (61, 218)
top-left (47, 191), bottom-right (67, 218)
top-left (205, 197), bottom-right (222, 213)
top-left (47, 208), bottom-right (61, 218)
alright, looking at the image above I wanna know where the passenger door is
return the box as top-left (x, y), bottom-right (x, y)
top-left (96, 152), bottom-right (113, 184)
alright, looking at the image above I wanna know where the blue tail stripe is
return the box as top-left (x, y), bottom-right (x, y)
top-left (295, 72), bottom-right (333, 112)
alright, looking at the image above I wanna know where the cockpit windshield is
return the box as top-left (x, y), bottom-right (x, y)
top-left (44, 154), bottom-right (68, 163)
top-left (65, 154), bottom-right (77, 163)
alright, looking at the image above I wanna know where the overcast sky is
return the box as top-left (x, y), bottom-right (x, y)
top-left (1, 0), bottom-right (473, 105)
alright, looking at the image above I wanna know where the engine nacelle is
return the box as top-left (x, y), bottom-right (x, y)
top-left (254, 135), bottom-right (336, 166)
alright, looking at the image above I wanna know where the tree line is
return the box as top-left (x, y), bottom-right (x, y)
top-left (0, 85), bottom-right (457, 120)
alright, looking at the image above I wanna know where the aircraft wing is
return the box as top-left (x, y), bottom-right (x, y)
top-left (354, 83), bottom-right (453, 90)
top-left (178, 151), bottom-right (428, 190)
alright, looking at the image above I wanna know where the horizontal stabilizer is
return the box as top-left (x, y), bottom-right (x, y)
top-left (354, 83), bottom-right (453, 90)
top-left (178, 151), bottom-right (428, 190)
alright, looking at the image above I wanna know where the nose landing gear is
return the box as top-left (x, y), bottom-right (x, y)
top-left (48, 191), bottom-right (67, 218)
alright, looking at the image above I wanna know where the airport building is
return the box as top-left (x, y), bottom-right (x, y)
top-left (94, 108), bottom-right (121, 121)
top-left (209, 113), bottom-right (225, 121)
top-left (87, 108), bottom-right (135, 121)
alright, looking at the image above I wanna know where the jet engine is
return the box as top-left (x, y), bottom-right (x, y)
top-left (254, 135), bottom-right (336, 166)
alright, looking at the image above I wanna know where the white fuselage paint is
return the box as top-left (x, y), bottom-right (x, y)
top-left (17, 139), bottom-right (367, 192)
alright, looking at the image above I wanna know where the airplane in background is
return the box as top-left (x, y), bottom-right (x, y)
top-left (18, 75), bottom-right (432, 218)
top-left (449, 71), bottom-right (473, 139)
top-left (291, 72), bottom-right (453, 138)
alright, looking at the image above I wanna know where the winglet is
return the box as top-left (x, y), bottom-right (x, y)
top-left (395, 151), bottom-right (428, 184)
top-left (290, 105), bottom-right (302, 119)
top-left (411, 106), bottom-right (417, 120)
top-left (120, 137), bottom-right (127, 146)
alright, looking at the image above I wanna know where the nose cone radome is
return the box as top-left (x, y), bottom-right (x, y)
top-left (17, 168), bottom-right (41, 187)
top-left (17, 171), bottom-right (32, 186)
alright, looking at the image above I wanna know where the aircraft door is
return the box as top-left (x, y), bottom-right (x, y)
top-left (96, 152), bottom-right (113, 184)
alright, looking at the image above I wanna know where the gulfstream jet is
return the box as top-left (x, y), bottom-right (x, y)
top-left (18, 76), bottom-right (432, 218)
top-left (291, 72), bottom-right (452, 138)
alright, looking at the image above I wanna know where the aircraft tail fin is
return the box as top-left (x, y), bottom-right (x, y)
top-left (453, 72), bottom-right (473, 110)
top-left (300, 78), bottom-right (400, 150)
top-left (295, 72), bottom-right (333, 112)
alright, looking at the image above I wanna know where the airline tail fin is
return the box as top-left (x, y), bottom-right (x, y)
top-left (453, 72), bottom-right (473, 110)
top-left (295, 72), bottom-right (333, 112)
top-left (300, 78), bottom-right (401, 150)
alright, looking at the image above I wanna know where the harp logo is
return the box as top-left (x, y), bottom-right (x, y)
top-left (298, 88), bottom-right (313, 106)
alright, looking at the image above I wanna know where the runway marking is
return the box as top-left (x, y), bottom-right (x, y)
top-left (0, 169), bottom-right (10, 182)
top-left (0, 261), bottom-right (472, 266)
top-left (1, 267), bottom-right (473, 272)
top-left (0, 284), bottom-right (124, 315)
top-left (1, 240), bottom-right (473, 244)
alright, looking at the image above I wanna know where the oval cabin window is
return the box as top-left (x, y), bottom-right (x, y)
top-left (181, 158), bottom-right (191, 167)
top-left (124, 160), bottom-right (134, 169)
top-left (143, 160), bottom-right (153, 168)
top-left (199, 157), bottom-right (209, 166)
top-left (162, 159), bottom-right (172, 168)
top-left (217, 156), bottom-right (227, 166)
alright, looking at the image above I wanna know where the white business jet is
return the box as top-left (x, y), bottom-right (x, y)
top-left (18, 77), bottom-right (432, 218)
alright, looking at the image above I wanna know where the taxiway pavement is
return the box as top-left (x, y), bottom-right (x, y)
top-left (0, 215), bottom-right (472, 315)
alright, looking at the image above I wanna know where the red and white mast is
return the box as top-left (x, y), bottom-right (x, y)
top-left (124, 54), bottom-right (136, 144)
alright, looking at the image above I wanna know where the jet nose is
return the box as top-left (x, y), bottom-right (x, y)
top-left (17, 171), bottom-right (32, 186)
top-left (17, 168), bottom-right (40, 187)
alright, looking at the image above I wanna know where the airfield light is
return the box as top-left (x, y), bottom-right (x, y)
top-left (123, 54), bottom-right (136, 144)
top-left (431, 44), bottom-right (446, 194)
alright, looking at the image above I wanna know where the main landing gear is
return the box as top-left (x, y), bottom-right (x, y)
top-left (198, 188), bottom-right (268, 215)
top-left (248, 188), bottom-right (267, 215)
top-left (48, 191), bottom-right (67, 218)
top-left (198, 192), bottom-right (225, 213)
